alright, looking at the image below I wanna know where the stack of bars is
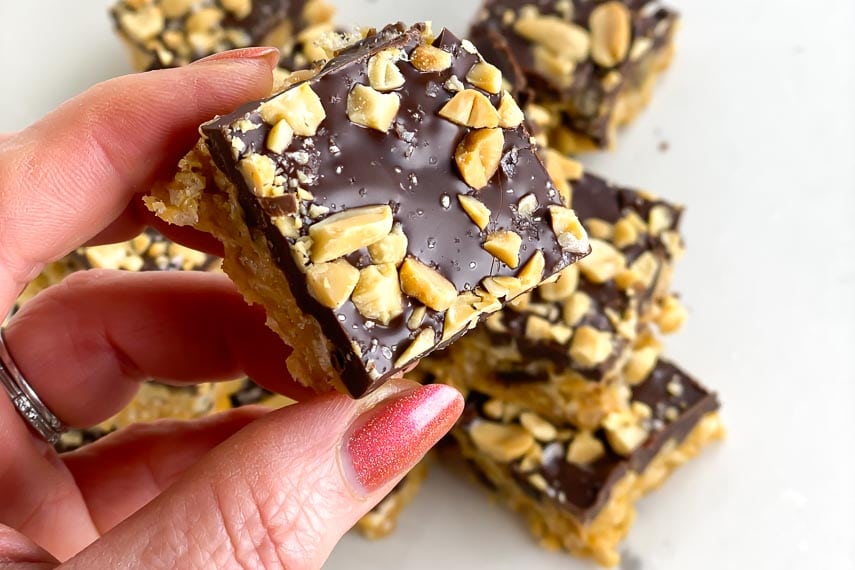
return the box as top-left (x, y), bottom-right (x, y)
top-left (421, 0), bottom-right (725, 565)
top-left (8, 0), bottom-right (724, 566)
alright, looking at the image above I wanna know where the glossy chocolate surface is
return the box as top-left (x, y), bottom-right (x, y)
top-left (203, 24), bottom-right (587, 397)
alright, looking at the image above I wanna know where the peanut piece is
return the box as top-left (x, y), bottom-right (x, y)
top-left (497, 91), bottom-right (525, 128)
top-left (455, 128), bottom-right (504, 190)
top-left (259, 83), bottom-right (326, 136)
top-left (549, 205), bottom-right (590, 254)
top-left (367, 223), bottom-right (408, 266)
top-left (399, 258), bottom-right (457, 311)
top-left (469, 421), bottom-right (535, 463)
top-left (266, 119), bottom-right (294, 154)
top-left (589, 1), bottom-right (632, 67)
top-left (394, 328), bottom-right (436, 367)
top-left (648, 204), bottom-right (674, 236)
top-left (367, 49), bottom-right (406, 92)
top-left (160, 0), bottom-right (193, 18)
top-left (613, 216), bottom-right (640, 248)
top-left (566, 431), bottom-right (605, 465)
top-left (603, 411), bottom-right (649, 456)
top-left (120, 5), bottom-right (165, 42)
top-left (457, 194), bottom-right (492, 230)
top-left (346, 84), bottom-right (400, 132)
top-left (221, 0), bottom-right (251, 19)
top-left (410, 44), bottom-right (452, 72)
top-left (569, 325), bottom-right (613, 367)
top-left (238, 154), bottom-right (279, 198)
top-left (438, 89), bottom-right (500, 128)
top-left (308, 205), bottom-right (393, 263)
top-left (465, 61), bottom-right (503, 93)
top-left (441, 292), bottom-right (481, 342)
top-left (186, 7), bottom-right (222, 34)
top-left (483, 230), bottom-right (523, 268)
top-left (577, 238), bottom-right (626, 283)
top-left (538, 265), bottom-right (578, 302)
top-left (407, 305), bottom-right (426, 330)
top-left (625, 346), bottom-right (659, 385)
top-left (272, 215), bottom-right (301, 239)
top-left (656, 294), bottom-right (688, 334)
top-left (585, 218), bottom-right (613, 241)
top-left (514, 15), bottom-right (590, 62)
top-left (517, 250), bottom-right (545, 291)
top-left (351, 263), bottom-right (404, 324)
top-left (305, 259), bottom-right (360, 309)
top-left (520, 412), bottom-right (557, 441)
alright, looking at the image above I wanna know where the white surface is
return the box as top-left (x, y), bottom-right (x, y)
top-left (2, 1), bottom-right (854, 568)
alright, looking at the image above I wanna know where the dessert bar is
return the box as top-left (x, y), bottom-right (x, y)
top-left (470, 0), bottom-right (679, 151)
top-left (147, 23), bottom-right (591, 398)
top-left (454, 358), bottom-right (723, 566)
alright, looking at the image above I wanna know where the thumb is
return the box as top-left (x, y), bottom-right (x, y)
top-left (63, 382), bottom-right (463, 570)
top-left (0, 47), bottom-right (277, 307)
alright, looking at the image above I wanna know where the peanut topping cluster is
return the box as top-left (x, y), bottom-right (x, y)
top-left (481, 172), bottom-right (684, 381)
top-left (112, 0), bottom-right (335, 71)
top-left (469, 0), bottom-right (680, 150)
top-left (82, 229), bottom-right (217, 272)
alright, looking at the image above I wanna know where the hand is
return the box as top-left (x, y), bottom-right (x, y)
top-left (0, 48), bottom-right (463, 569)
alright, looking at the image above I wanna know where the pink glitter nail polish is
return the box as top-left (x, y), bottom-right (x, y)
top-left (344, 384), bottom-right (463, 494)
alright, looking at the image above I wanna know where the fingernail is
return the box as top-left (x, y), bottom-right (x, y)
top-left (343, 384), bottom-right (463, 495)
top-left (192, 47), bottom-right (280, 69)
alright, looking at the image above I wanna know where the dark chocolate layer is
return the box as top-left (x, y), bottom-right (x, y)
top-left (486, 173), bottom-right (682, 380)
top-left (461, 358), bottom-right (718, 522)
top-left (203, 24), bottom-right (587, 397)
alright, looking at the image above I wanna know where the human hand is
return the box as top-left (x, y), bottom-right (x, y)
top-left (0, 47), bottom-right (463, 569)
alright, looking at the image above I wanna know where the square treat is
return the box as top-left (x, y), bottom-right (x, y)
top-left (355, 457), bottom-right (431, 539)
top-left (110, 0), bottom-right (335, 72)
top-left (470, 0), bottom-right (679, 152)
top-left (421, 163), bottom-right (686, 428)
top-left (147, 23), bottom-right (591, 398)
top-left (454, 358), bottom-right (724, 567)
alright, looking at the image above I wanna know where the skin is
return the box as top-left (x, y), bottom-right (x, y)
top-left (0, 48), bottom-right (462, 569)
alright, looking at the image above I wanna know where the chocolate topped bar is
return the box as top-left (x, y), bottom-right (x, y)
top-left (458, 357), bottom-right (720, 523)
top-left (470, 0), bottom-right (679, 150)
top-left (148, 23), bottom-right (590, 398)
top-left (482, 169), bottom-right (683, 381)
top-left (110, 0), bottom-right (335, 72)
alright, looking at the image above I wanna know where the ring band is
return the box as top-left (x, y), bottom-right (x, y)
top-left (0, 328), bottom-right (67, 445)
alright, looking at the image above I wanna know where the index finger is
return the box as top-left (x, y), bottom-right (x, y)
top-left (0, 47), bottom-right (278, 310)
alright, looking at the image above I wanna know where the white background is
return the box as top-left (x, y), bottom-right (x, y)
top-left (2, 1), bottom-right (854, 568)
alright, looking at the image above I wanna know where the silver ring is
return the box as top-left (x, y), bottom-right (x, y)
top-left (0, 328), bottom-right (67, 445)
